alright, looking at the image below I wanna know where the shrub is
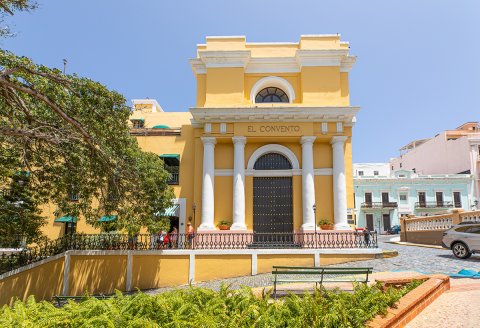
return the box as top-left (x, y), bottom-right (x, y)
top-left (0, 281), bottom-right (422, 327)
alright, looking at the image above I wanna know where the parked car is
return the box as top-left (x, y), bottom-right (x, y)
top-left (387, 225), bottom-right (400, 235)
top-left (442, 223), bottom-right (480, 259)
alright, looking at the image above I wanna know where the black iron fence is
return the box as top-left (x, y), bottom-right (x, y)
top-left (0, 231), bottom-right (377, 275)
top-left (361, 202), bottom-right (398, 209)
top-left (414, 201), bottom-right (454, 208)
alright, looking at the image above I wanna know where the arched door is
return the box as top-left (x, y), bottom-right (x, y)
top-left (253, 153), bottom-right (293, 242)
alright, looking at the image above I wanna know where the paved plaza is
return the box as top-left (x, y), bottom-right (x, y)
top-left (146, 235), bottom-right (480, 294)
top-left (336, 235), bottom-right (480, 274)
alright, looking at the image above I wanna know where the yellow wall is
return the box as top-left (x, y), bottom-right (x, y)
top-left (257, 254), bottom-right (314, 274)
top-left (196, 75), bottom-right (206, 107)
top-left (195, 255), bottom-right (251, 282)
top-left (132, 255), bottom-right (190, 289)
top-left (205, 67), bottom-right (245, 106)
top-left (69, 255), bottom-right (127, 296)
top-left (0, 250), bottom-right (380, 304)
top-left (315, 176), bottom-right (334, 222)
top-left (0, 258), bottom-right (64, 305)
top-left (214, 177), bottom-right (233, 225)
top-left (301, 67), bottom-right (341, 105)
top-left (320, 254), bottom-right (375, 265)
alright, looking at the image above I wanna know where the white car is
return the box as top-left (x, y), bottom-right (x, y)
top-left (442, 223), bottom-right (480, 259)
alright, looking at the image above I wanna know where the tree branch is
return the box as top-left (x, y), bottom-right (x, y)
top-left (0, 76), bottom-right (103, 156)
top-left (0, 127), bottom-right (67, 144)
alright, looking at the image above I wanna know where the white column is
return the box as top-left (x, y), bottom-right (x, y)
top-left (231, 136), bottom-right (247, 230)
top-left (331, 136), bottom-right (351, 230)
top-left (301, 136), bottom-right (316, 230)
top-left (199, 137), bottom-right (216, 231)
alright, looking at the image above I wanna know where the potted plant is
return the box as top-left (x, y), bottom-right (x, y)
top-left (318, 218), bottom-right (334, 230)
top-left (217, 220), bottom-right (231, 230)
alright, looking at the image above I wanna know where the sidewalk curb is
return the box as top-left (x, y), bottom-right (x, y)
top-left (385, 241), bottom-right (445, 250)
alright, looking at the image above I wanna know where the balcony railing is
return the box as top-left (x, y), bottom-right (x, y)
top-left (0, 232), bottom-right (377, 275)
top-left (361, 202), bottom-right (398, 209)
top-left (414, 201), bottom-right (454, 208)
top-left (167, 173), bottom-right (179, 185)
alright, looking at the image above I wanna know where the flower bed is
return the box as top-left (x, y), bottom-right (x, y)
top-left (0, 281), bottom-right (422, 327)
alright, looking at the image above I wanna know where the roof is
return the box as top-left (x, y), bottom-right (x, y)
top-left (399, 138), bottom-right (431, 152)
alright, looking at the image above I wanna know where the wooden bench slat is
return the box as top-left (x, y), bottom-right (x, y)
top-left (272, 266), bottom-right (373, 299)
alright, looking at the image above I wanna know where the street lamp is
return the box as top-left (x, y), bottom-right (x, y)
top-left (192, 202), bottom-right (196, 230)
top-left (312, 204), bottom-right (317, 249)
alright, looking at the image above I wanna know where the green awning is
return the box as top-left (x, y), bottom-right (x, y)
top-left (152, 124), bottom-right (170, 129)
top-left (155, 204), bottom-right (179, 217)
top-left (55, 216), bottom-right (77, 223)
top-left (98, 215), bottom-right (117, 222)
top-left (160, 154), bottom-right (179, 159)
top-left (130, 118), bottom-right (145, 121)
top-left (160, 154), bottom-right (180, 166)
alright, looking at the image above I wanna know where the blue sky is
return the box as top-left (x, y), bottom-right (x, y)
top-left (2, 0), bottom-right (479, 162)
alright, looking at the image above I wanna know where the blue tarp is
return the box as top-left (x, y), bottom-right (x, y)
top-left (450, 269), bottom-right (480, 278)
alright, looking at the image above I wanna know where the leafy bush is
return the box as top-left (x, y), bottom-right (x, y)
top-left (0, 281), bottom-right (421, 328)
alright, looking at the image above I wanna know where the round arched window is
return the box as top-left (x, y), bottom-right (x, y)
top-left (255, 87), bottom-right (289, 103)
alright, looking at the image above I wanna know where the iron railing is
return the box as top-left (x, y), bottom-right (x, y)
top-left (0, 231), bottom-right (377, 275)
top-left (361, 202), bottom-right (398, 209)
top-left (414, 201), bottom-right (454, 208)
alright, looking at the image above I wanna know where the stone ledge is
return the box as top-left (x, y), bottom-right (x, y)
top-left (367, 274), bottom-right (450, 328)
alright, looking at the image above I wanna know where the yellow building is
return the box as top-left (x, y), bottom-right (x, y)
top-left (129, 35), bottom-right (359, 235)
top-left (0, 36), bottom-right (371, 302)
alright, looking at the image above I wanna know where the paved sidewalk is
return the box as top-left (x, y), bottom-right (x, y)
top-left (406, 278), bottom-right (480, 328)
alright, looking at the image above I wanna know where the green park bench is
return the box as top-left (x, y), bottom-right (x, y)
top-left (53, 294), bottom-right (115, 307)
top-left (272, 266), bottom-right (373, 298)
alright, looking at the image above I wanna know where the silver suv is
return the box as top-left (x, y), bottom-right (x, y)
top-left (442, 223), bottom-right (480, 259)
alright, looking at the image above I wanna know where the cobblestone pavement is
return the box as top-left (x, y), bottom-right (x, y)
top-left (144, 235), bottom-right (480, 294)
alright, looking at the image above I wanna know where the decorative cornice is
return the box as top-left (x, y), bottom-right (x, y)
top-left (190, 106), bottom-right (360, 124)
top-left (340, 56), bottom-right (357, 73)
top-left (295, 49), bottom-right (349, 67)
top-left (190, 49), bottom-right (356, 74)
top-left (189, 58), bottom-right (206, 74)
top-left (198, 50), bottom-right (251, 68)
top-left (245, 57), bottom-right (299, 73)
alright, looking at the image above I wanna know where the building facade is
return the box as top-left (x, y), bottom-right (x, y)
top-left (390, 122), bottom-right (480, 205)
top-left (354, 165), bottom-right (474, 233)
top-left (128, 35), bottom-right (359, 235)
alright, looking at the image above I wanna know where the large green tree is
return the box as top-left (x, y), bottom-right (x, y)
top-left (0, 1), bottom-right (174, 238)
top-left (0, 172), bottom-right (45, 247)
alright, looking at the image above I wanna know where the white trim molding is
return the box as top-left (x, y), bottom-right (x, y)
top-left (198, 50), bottom-right (251, 68)
top-left (296, 49), bottom-right (349, 67)
top-left (247, 144), bottom-right (300, 170)
top-left (314, 168), bottom-right (333, 175)
top-left (250, 76), bottom-right (296, 103)
top-left (215, 168), bottom-right (333, 176)
top-left (190, 106), bottom-right (360, 124)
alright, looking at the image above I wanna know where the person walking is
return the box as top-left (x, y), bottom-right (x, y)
top-left (363, 227), bottom-right (370, 247)
top-left (187, 222), bottom-right (195, 249)
top-left (170, 227), bottom-right (178, 248)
